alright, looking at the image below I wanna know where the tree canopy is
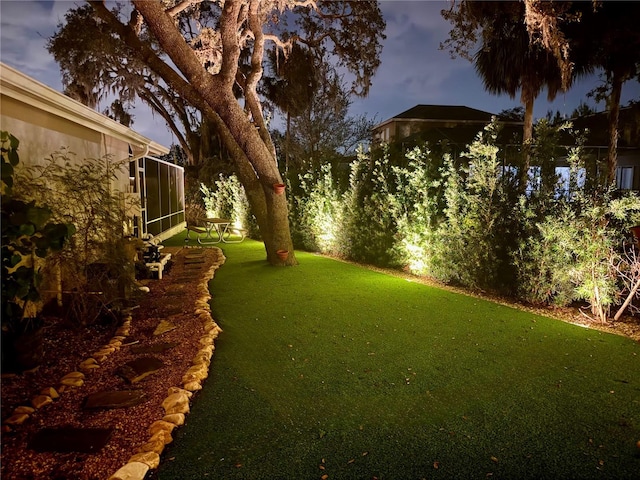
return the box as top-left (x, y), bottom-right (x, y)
top-left (50, 0), bottom-right (385, 265)
top-left (442, 0), bottom-right (640, 189)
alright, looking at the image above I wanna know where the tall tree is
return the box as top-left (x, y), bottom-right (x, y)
top-left (48, 4), bottom-right (235, 170)
top-left (55, 1), bottom-right (384, 265)
top-left (442, 1), bottom-right (567, 192)
top-left (523, 0), bottom-right (640, 187)
top-left (286, 63), bottom-right (374, 170)
top-left (262, 43), bottom-right (318, 171)
top-left (574, 2), bottom-right (640, 186)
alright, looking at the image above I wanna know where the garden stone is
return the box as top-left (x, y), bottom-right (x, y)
top-left (14, 405), bottom-right (35, 414)
top-left (4, 413), bottom-right (29, 425)
top-left (162, 413), bottom-right (185, 426)
top-left (116, 357), bottom-right (164, 384)
top-left (31, 395), bottom-right (52, 409)
top-left (162, 392), bottom-right (190, 415)
top-left (108, 461), bottom-right (149, 480)
top-left (128, 452), bottom-right (160, 469)
top-left (153, 320), bottom-right (177, 335)
top-left (84, 390), bottom-right (146, 409)
top-left (39, 387), bottom-right (59, 399)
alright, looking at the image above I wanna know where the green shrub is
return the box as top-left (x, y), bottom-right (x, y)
top-left (390, 146), bottom-right (443, 275)
top-left (10, 146), bottom-right (137, 326)
top-left (1, 132), bottom-right (74, 369)
top-left (430, 123), bottom-right (519, 291)
top-left (295, 164), bottom-right (346, 254)
top-left (341, 146), bottom-right (399, 266)
top-left (515, 146), bottom-right (640, 321)
top-left (200, 174), bottom-right (256, 236)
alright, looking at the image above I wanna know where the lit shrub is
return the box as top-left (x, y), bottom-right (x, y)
top-left (295, 164), bottom-right (346, 254)
top-left (390, 146), bottom-right (443, 275)
top-left (430, 124), bottom-right (519, 291)
top-left (200, 174), bottom-right (255, 235)
top-left (515, 148), bottom-right (640, 321)
top-left (342, 146), bottom-right (398, 266)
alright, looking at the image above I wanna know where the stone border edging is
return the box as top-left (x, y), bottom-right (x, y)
top-left (2, 317), bottom-right (133, 430)
top-left (106, 249), bottom-right (226, 480)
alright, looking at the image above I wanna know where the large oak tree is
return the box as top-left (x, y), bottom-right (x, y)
top-left (78, 0), bottom-right (384, 265)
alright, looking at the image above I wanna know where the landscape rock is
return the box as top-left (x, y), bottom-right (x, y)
top-left (183, 381), bottom-right (202, 392)
top-left (14, 405), bottom-right (35, 414)
top-left (148, 420), bottom-right (176, 438)
top-left (31, 395), bottom-right (53, 409)
top-left (127, 452), bottom-right (160, 469)
top-left (60, 377), bottom-right (84, 387)
top-left (84, 390), bottom-right (147, 409)
top-left (153, 320), bottom-right (177, 336)
top-left (39, 387), bottom-right (59, 399)
top-left (108, 461), bottom-right (150, 480)
top-left (162, 413), bottom-right (185, 426)
top-left (116, 357), bottom-right (164, 384)
top-left (167, 387), bottom-right (193, 398)
top-left (162, 392), bottom-right (190, 415)
top-left (136, 432), bottom-right (167, 455)
top-left (4, 413), bottom-right (29, 425)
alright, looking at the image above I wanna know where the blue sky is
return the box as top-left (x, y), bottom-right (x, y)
top-left (2, 1), bottom-right (639, 146)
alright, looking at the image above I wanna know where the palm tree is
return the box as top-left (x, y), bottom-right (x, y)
top-left (473, 16), bottom-right (564, 193)
top-left (568, 2), bottom-right (640, 187)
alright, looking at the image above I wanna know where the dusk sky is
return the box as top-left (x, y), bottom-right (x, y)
top-left (2, 1), bottom-right (639, 147)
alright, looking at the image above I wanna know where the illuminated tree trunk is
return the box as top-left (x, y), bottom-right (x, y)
top-left (130, 0), bottom-right (296, 265)
top-left (518, 94), bottom-right (535, 194)
top-left (606, 72), bottom-right (623, 188)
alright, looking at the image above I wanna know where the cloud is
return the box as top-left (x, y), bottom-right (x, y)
top-left (353, 1), bottom-right (479, 121)
top-left (0, 1), bottom-right (62, 81)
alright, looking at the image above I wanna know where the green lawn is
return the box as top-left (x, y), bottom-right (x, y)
top-left (157, 237), bottom-right (640, 479)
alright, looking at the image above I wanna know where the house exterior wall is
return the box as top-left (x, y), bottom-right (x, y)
top-left (1, 96), bottom-right (132, 195)
top-left (0, 62), bottom-right (184, 239)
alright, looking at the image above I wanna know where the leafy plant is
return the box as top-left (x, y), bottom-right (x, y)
top-left (295, 163), bottom-right (346, 254)
top-left (515, 144), bottom-right (640, 321)
top-left (390, 146), bottom-right (443, 275)
top-left (200, 174), bottom-right (255, 235)
top-left (11, 146), bottom-right (139, 326)
top-left (342, 146), bottom-right (398, 266)
top-left (1, 132), bottom-right (75, 334)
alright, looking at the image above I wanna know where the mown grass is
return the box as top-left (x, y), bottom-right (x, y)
top-left (157, 237), bottom-right (639, 479)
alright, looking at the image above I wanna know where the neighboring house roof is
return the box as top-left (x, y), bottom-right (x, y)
top-left (0, 62), bottom-right (168, 157)
top-left (568, 104), bottom-right (640, 149)
top-left (372, 104), bottom-right (523, 148)
top-left (391, 104), bottom-right (495, 123)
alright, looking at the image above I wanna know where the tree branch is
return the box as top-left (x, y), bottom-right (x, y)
top-left (166, 0), bottom-right (203, 18)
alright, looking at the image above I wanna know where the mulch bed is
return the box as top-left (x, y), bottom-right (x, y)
top-left (0, 247), bottom-right (223, 480)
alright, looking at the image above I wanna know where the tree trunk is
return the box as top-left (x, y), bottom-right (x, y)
top-left (130, 0), bottom-right (297, 265)
top-left (519, 96), bottom-right (535, 194)
top-left (606, 71), bottom-right (623, 188)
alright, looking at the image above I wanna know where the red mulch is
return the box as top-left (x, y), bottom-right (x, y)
top-left (1, 247), bottom-right (223, 480)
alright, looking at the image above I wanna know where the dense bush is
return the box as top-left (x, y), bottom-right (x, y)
top-left (275, 119), bottom-right (640, 322)
top-left (200, 174), bottom-right (257, 237)
top-left (10, 146), bottom-right (139, 326)
top-left (341, 147), bottom-right (398, 266)
top-left (295, 164), bottom-right (346, 254)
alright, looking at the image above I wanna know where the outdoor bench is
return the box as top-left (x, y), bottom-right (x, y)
top-left (146, 252), bottom-right (172, 279)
